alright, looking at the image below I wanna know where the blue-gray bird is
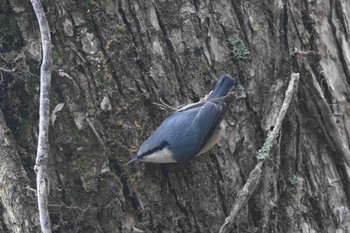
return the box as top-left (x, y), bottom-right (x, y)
top-left (127, 74), bottom-right (236, 164)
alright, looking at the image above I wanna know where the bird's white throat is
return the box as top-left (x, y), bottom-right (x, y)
top-left (141, 147), bottom-right (177, 163)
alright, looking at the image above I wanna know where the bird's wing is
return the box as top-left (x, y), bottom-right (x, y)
top-left (193, 97), bottom-right (230, 152)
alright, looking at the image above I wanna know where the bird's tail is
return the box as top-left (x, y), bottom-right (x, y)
top-left (126, 156), bottom-right (141, 165)
top-left (207, 74), bottom-right (237, 100)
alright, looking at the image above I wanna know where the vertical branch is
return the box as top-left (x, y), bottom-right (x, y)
top-left (30, 0), bottom-right (52, 232)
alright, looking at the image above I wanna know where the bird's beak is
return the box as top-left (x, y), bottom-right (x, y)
top-left (126, 156), bottom-right (140, 165)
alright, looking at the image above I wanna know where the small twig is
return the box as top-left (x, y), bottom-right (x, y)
top-left (219, 162), bottom-right (262, 232)
top-left (26, 186), bottom-right (37, 194)
top-left (257, 73), bottom-right (300, 160)
top-left (0, 66), bottom-right (17, 73)
top-left (86, 117), bottom-right (105, 147)
top-left (218, 73), bottom-right (300, 233)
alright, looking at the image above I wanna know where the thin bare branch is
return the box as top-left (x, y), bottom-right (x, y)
top-left (30, 0), bottom-right (53, 232)
top-left (219, 73), bottom-right (300, 233)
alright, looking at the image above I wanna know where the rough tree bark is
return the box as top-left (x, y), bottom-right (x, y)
top-left (0, 110), bottom-right (40, 232)
top-left (0, 0), bottom-right (350, 232)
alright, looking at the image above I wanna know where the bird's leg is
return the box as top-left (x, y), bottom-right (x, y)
top-left (152, 98), bottom-right (179, 111)
top-left (153, 92), bottom-right (210, 112)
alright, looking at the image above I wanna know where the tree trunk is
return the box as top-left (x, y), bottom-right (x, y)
top-left (1, 0), bottom-right (350, 232)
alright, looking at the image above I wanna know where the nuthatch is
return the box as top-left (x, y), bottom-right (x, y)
top-left (127, 74), bottom-right (236, 164)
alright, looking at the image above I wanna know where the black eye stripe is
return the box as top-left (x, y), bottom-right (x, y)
top-left (138, 141), bottom-right (170, 159)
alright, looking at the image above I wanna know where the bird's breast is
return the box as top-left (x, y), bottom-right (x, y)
top-left (196, 121), bottom-right (226, 156)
